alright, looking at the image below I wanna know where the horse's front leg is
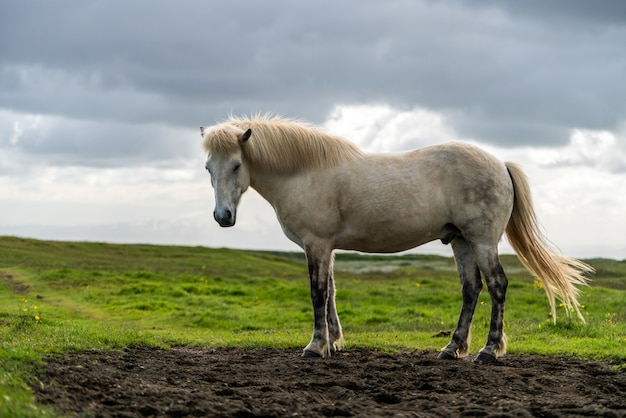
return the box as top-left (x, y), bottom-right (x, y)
top-left (302, 243), bottom-right (337, 358)
top-left (326, 268), bottom-right (344, 353)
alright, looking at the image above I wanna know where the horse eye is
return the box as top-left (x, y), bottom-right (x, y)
top-left (233, 163), bottom-right (241, 172)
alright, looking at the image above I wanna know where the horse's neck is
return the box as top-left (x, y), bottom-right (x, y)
top-left (249, 170), bottom-right (291, 206)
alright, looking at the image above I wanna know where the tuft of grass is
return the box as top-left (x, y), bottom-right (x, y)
top-left (1, 236), bottom-right (625, 416)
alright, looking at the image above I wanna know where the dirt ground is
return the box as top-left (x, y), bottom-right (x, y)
top-left (34, 345), bottom-right (625, 418)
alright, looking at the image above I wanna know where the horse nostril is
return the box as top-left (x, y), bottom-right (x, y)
top-left (214, 209), bottom-right (235, 227)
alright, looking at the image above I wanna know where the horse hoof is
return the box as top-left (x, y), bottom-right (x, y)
top-left (437, 351), bottom-right (457, 360)
top-left (302, 350), bottom-right (322, 358)
top-left (474, 352), bottom-right (497, 364)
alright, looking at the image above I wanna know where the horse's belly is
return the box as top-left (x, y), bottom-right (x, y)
top-left (334, 223), bottom-right (443, 253)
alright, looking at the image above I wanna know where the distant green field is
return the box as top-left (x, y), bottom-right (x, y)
top-left (1, 236), bottom-right (624, 417)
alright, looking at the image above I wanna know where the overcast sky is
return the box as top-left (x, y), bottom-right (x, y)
top-left (1, 0), bottom-right (625, 259)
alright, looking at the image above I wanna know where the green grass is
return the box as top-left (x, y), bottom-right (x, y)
top-left (1, 236), bottom-right (625, 416)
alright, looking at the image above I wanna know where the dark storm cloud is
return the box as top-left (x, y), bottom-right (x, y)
top-left (1, 0), bottom-right (625, 165)
top-left (477, 0), bottom-right (626, 25)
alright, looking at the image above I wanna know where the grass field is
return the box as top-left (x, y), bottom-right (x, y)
top-left (1, 236), bottom-right (624, 416)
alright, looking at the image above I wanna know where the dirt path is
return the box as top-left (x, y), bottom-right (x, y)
top-left (34, 346), bottom-right (625, 417)
top-left (1, 271), bottom-right (30, 295)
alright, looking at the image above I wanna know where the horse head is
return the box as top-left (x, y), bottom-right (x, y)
top-left (201, 126), bottom-right (252, 227)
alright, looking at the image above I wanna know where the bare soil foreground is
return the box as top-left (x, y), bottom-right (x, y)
top-left (34, 345), bottom-right (625, 418)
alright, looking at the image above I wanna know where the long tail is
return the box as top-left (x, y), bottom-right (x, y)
top-left (504, 162), bottom-right (593, 323)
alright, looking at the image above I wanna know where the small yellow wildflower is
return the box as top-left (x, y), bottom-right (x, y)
top-left (34, 315), bottom-right (40, 322)
top-left (605, 313), bottom-right (616, 325)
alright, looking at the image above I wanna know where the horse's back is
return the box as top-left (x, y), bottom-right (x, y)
top-left (342, 142), bottom-right (511, 205)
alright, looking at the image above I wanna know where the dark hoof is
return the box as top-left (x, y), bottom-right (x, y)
top-left (302, 350), bottom-right (322, 358)
top-left (437, 351), bottom-right (457, 360)
top-left (474, 352), bottom-right (497, 364)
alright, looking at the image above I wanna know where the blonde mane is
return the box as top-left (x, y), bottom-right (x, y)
top-left (203, 115), bottom-right (365, 173)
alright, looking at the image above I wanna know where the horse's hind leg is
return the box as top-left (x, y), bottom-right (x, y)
top-left (439, 237), bottom-right (483, 360)
top-left (473, 245), bottom-right (509, 364)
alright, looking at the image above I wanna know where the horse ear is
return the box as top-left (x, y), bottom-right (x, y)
top-left (240, 128), bottom-right (252, 143)
top-left (200, 126), bottom-right (206, 137)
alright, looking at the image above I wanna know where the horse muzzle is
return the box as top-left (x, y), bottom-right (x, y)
top-left (214, 209), bottom-right (236, 227)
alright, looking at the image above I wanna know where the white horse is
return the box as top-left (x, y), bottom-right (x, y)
top-left (200, 115), bottom-right (592, 363)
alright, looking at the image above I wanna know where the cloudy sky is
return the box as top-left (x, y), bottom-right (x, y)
top-left (1, 0), bottom-right (625, 259)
